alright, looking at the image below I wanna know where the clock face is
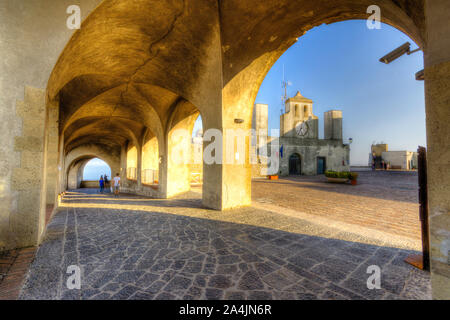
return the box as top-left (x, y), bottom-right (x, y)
top-left (296, 122), bottom-right (309, 136)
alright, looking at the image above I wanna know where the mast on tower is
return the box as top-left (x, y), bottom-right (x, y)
top-left (281, 64), bottom-right (291, 115)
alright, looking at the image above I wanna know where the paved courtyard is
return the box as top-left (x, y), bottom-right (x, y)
top-left (253, 170), bottom-right (421, 242)
top-left (20, 172), bottom-right (430, 300)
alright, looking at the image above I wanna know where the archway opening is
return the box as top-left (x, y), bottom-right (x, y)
top-left (126, 144), bottom-right (138, 181)
top-left (83, 158), bottom-right (112, 181)
top-left (190, 115), bottom-right (203, 188)
top-left (251, 20), bottom-right (425, 252)
top-left (142, 132), bottom-right (159, 186)
top-left (164, 99), bottom-right (203, 198)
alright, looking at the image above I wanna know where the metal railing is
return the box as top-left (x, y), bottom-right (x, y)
top-left (127, 167), bottom-right (137, 180)
top-left (191, 172), bottom-right (202, 185)
top-left (142, 169), bottom-right (159, 185)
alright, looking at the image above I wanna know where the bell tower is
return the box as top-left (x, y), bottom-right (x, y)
top-left (280, 91), bottom-right (318, 139)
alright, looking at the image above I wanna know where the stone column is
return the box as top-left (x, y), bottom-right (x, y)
top-left (201, 78), bottom-right (254, 210)
top-left (10, 87), bottom-right (47, 248)
top-left (136, 144), bottom-right (142, 190)
top-left (120, 143), bottom-right (128, 185)
top-left (56, 134), bottom-right (66, 194)
top-left (424, 0), bottom-right (450, 300)
top-left (44, 98), bottom-right (59, 207)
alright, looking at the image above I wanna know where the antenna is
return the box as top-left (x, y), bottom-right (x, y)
top-left (281, 64), bottom-right (291, 115)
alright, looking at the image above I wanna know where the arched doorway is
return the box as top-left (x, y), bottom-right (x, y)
top-left (289, 153), bottom-right (301, 175)
top-left (83, 158), bottom-right (111, 181)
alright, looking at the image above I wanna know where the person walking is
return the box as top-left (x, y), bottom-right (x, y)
top-left (113, 173), bottom-right (121, 197)
top-left (104, 174), bottom-right (109, 193)
top-left (99, 175), bottom-right (104, 193)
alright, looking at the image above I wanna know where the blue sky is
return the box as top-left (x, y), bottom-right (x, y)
top-left (83, 158), bottom-right (111, 180)
top-left (254, 20), bottom-right (425, 165)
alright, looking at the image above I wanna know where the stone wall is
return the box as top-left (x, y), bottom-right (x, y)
top-left (279, 139), bottom-right (350, 176)
top-left (0, 0), bottom-right (102, 251)
top-left (424, 0), bottom-right (450, 300)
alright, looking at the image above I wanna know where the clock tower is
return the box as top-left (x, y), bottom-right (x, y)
top-left (280, 91), bottom-right (318, 139)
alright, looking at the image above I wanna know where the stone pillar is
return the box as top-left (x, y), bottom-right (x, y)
top-left (56, 134), bottom-right (66, 194)
top-left (424, 0), bottom-right (450, 300)
top-left (136, 144), bottom-right (142, 190)
top-left (10, 86), bottom-right (47, 248)
top-left (202, 80), bottom-right (253, 210)
top-left (44, 98), bottom-right (59, 206)
top-left (67, 161), bottom-right (83, 189)
top-left (120, 143), bottom-right (128, 184)
top-left (201, 113), bottom-right (223, 209)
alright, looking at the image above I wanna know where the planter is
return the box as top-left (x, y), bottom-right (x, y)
top-left (326, 177), bottom-right (348, 183)
top-left (350, 179), bottom-right (357, 185)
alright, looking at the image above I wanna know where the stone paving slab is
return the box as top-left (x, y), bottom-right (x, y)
top-left (19, 189), bottom-right (431, 300)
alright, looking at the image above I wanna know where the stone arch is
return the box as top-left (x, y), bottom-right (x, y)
top-left (126, 143), bottom-right (138, 181)
top-left (141, 127), bottom-right (160, 186)
top-left (64, 144), bottom-right (120, 189)
top-left (216, 1), bottom-right (425, 210)
top-left (161, 98), bottom-right (202, 198)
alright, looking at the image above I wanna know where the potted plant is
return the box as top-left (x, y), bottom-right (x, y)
top-left (325, 171), bottom-right (349, 183)
top-left (348, 172), bottom-right (359, 185)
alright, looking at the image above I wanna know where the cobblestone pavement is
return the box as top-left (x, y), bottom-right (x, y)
top-left (252, 171), bottom-right (421, 241)
top-left (20, 185), bottom-right (430, 300)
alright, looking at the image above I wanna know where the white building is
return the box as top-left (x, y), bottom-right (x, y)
top-left (369, 144), bottom-right (418, 170)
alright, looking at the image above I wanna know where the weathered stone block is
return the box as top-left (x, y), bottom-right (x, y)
top-left (21, 151), bottom-right (44, 169)
top-left (14, 136), bottom-right (44, 152)
top-left (22, 119), bottom-right (46, 137)
top-left (24, 86), bottom-right (46, 115)
top-left (11, 167), bottom-right (42, 190)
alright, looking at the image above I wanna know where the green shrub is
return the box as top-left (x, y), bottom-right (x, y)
top-left (325, 171), bottom-right (350, 179)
